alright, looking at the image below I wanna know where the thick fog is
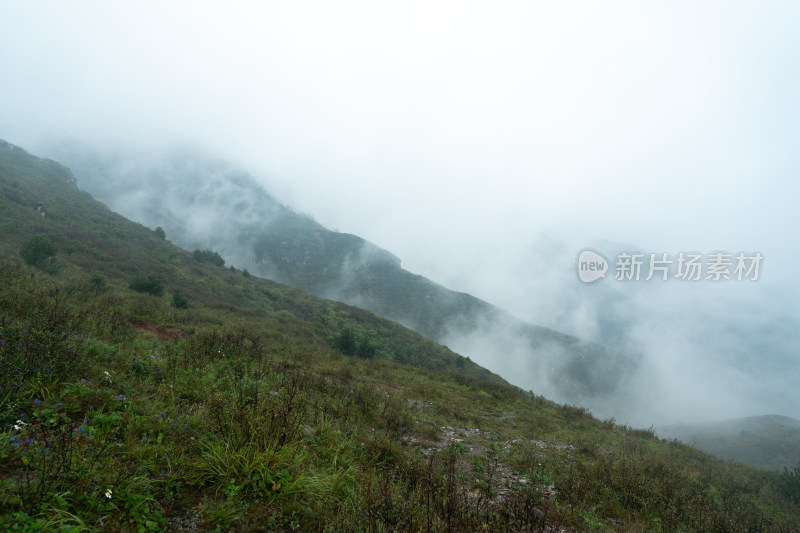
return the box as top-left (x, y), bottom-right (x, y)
top-left (1, 2), bottom-right (799, 425)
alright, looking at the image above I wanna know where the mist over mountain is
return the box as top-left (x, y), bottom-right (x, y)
top-left (34, 139), bottom-right (797, 430)
top-left (40, 141), bottom-right (640, 417)
top-left (3, 1), bottom-right (800, 432)
top-left (3, 137), bottom-right (799, 531)
top-left (659, 415), bottom-right (800, 472)
top-left (11, 136), bottom-right (794, 431)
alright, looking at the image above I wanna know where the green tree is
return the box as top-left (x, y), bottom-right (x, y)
top-left (334, 327), bottom-right (357, 356)
top-left (89, 272), bottom-right (107, 291)
top-left (172, 290), bottom-right (189, 309)
top-left (129, 274), bottom-right (164, 296)
top-left (357, 338), bottom-right (376, 359)
top-left (154, 226), bottom-right (166, 240)
top-left (19, 234), bottom-right (56, 268)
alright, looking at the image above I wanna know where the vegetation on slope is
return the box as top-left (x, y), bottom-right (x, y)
top-left (1, 141), bottom-right (799, 531)
top-left (0, 141), bottom-right (493, 383)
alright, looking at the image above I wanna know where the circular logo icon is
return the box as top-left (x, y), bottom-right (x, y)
top-left (577, 249), bottom-right (608, 283)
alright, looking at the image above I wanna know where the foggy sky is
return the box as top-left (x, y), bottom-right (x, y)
top-left (2, 1), bottom-right (799, 424)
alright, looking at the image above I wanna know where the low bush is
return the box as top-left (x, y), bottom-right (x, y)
top-left (193, 248), bottom-right (225, 267)
top-left (129, 274), bottom-right (164, 296)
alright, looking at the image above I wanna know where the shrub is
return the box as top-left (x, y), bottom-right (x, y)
top-left (154, 226), bottom-right (166, 240)
top-left (129, 274), bottom-right (164, 296)
top-left (172, 290), bottom-right (189, 309)
top-left (334, 327), bottom-right (357, 356)
top-left (780, 463), bottom-right (800, 503)
top-left (89, 272), bottom-right (107, 290)
top-left (357, 338), bottom-right (376, 359)
top-left (193, 248), bottom-right (225, 267)
top-left (19, 234), bottom-right (56, 268)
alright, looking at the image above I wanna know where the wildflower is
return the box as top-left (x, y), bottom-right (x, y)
top-left (13, 419), bottom-right (27, 430)
top-left (105, 488), bottom-right (113, 499)
top-left (103, 371), bottom-right (112, 383)
top-left (33, 398), bottom-right (41, 405)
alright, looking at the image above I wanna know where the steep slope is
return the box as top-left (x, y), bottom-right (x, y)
top-left (0, 140), bottom-right (497, 383)
top-left (43, 143), bottom-right (637, 410)
top-left (1, 140), bottom-right (799, 530)
top-left (659, 415), bottom-right (800, 471)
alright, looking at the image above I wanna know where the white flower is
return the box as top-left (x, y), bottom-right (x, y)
top-left (105, 488), bottom-right (113, 499)
top-left (103, 371), bottom-right (112, 383)
top-left (13, 420), bottom-right (26, 430)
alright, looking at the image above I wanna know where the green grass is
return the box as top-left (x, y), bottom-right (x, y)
top-left (1, 140), bottom-right (799, 531)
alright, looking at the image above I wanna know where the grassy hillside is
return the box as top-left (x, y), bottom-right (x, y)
top-left (659, 415), bottom-right (800, 472)
top-left (2, 140), bottom-right (800, 531)
top-left (0, 140), bottom-right (496, 383)
top-left (44, 143), bottom-right (637, 409)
